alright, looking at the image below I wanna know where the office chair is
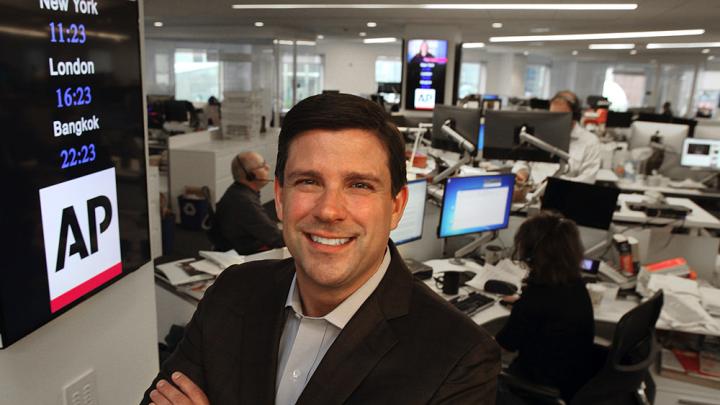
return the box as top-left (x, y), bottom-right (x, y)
top-left (201, 186), bottom-right (221, 249)
top-left (499, 290), bottom-right (664, 405)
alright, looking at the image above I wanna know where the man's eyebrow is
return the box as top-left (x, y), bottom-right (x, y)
top-left (285, 170), bottom-right (323, 180)
top-left (345, 172), bottom-right (382, 183)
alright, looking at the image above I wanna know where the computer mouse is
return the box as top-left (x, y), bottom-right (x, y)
top-left (484, 279), bottom-right (518, 296)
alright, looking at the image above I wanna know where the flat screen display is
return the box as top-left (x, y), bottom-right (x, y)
top-left (681, 138), bottom-right (720, 170)
top-left (541, 177), bottom-right (620, 230)
top-left (438, 174), bottom-right (514, 238)
top-left (390, 179), bottom-right (427, 245)
top-left (405, 39), bottom-right (448, 110)
top-left (0, 0), bottom-right (149, 348)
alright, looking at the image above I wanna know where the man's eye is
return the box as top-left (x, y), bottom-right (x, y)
top-left (351, 182), bottom-right (372, 190)
top-left (296, 179), bottom-right (317, 186)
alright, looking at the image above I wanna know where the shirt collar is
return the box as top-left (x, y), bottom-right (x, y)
top-left (284, 247), bottom-right (391, 329)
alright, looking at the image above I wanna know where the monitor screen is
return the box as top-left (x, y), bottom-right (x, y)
top-left (629, 121), bottom-right (689, 155)
top-left (483, 110), bottom-right (572, 163)
top-left (431, 105), bottom-right (481, 154)
top-left (404, 39), bottom-right (448, 110)
top-left (390, 179), bottom-right (427, 245)
top-left (541, 177), bottom-right (620, 230)
top-left (438, 174), bottom-right (515, 238)
top-left (606, 111), bottom-right (634, 128)
top-left (681, 138), bottom-right (720, 170)
top-left (0, 0), bottom-right (150, 348)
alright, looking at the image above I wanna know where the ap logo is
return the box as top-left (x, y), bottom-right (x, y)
top-left (39, 168), bottom-right (122, 313)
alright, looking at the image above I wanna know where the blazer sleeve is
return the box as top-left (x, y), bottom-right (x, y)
top-left (428, 338), bottom-right (501, 405)
top-left (138, 284), bottom-right (215, 404)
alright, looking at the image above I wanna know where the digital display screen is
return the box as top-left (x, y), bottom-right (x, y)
top-left (681, 138), bottom-right (720, 170)
top-left (438, 174), bottom-right (514, 238)
top-left (405, 39), bottom-right (448, 110)
top-left (390, 179), bottom-right (427, 245)
top-left (0, 0), bottom-right (149, 348)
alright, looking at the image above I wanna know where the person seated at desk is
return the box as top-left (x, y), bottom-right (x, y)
top-left (513, 91), bottom-right (602, 192)
top-left (496, 211), bottom-right (595, 403)
top-left (208, 151), bottom-right (284, 255)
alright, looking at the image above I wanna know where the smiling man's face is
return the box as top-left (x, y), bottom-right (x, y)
top-left (275, 128), bottom-right (407, 302)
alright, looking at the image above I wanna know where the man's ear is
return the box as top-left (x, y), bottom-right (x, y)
top-left (274, 177), bottom-right (283, 222)
top-left (389, 185), bottom-right (409, 230)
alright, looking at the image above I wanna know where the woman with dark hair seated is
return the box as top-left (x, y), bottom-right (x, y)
top-left (496, 211), bottom-right (595, 403)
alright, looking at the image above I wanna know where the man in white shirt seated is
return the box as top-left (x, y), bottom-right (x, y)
top-left (514, 91), bottom-right (601, 192)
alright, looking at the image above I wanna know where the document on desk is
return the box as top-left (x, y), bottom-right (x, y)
top-left (198, 249), bottom-right (245, 270)
top-left (465, 259), bottom-right (527, 292)
top-left (156, 259), bottom-right (215, 286)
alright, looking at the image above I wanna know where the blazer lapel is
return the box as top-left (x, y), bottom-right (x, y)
top-left (238, 260), bottom-right (295, 403)
top-left (296, 242), bottom-right (413, 404)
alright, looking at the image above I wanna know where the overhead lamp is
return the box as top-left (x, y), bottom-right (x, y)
top-left (709, 55), bottom-right (716, 61)
top-left (630, 49), bottom-right (637, 55)
top-left (702, 48), bottom-right (711, 54)
top-left (296, 40), bottom-right (317, 46)
top-left (588, 43), bottom-right (635, 50)
top-left (359, 32), bottom-right (367, 37)
top-left (367, 22), bottom-right (377, 27)
top-left (646, 42), bottom-right (720, 49)
top-left (363, 37), bottom-right (397, 44)
top-left (232, 3), bottom-right (638, 10)
top-left (491, 29), bottom-right (704, 43)
top-left (317, 34), bottom-right (325, 40)
top-left (492, 22), bottom-right (503, 29)
top-left (254, 21), bottom-right (264, 27)
top-left (571, 50), bottom-right (578, 55)
top-left (530, 27), bottom-right (551, 33)
top-left (273, 39), bottom-right (294, 45)
top-left (153, 21), bottom-right (163, 27)
top-left (523, 51), bottom-right (529, 56)
top-left (462, 42), bottom-right (486, 48)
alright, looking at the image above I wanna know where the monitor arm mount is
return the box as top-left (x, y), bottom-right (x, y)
top-left (516, 126), bottom-right (572, 203)
top-left (432, 120), bottom-right (476, 185)
top-left (450, 230), bottom-right (498, 265)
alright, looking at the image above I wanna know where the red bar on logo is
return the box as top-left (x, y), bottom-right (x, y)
top-left (50, 262), bottom-right (122, 313)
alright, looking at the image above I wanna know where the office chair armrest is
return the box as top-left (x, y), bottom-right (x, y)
top-left (499, 371), bottom-right (564, 403)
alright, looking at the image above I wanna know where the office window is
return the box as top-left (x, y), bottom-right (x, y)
top-left (457, 62), bottom-right (487, 99)
top-left (603, 68), bottom-right (646, 111)
top-left (375, 57), bottom-right (402, 84)
top-left (174, 49), bottom-right (220, 102)
top-left (154, 53), bottom-right (171, 86)
top-left (524, 64), bottom-right (550, 98)
top-left (281, 52), bottom-right (323, 111)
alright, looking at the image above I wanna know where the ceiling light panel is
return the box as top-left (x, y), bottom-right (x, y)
top-left (232, 3), bottom-right (638, 10)
top-left (646, 42), bottom-right (720, 49)
top-left (491, 29), bottom-right (705, 43)
top-left (589, 43), bottom-right (635, 49)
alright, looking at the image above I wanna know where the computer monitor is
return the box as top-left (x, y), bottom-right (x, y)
top-left (483, 110), bottom-right (572, 163)
top-left (541, 177), bottom-right (620, 230)
top-left (529, 98), bottom-right (550, 110)
top-left (482, 95), bottom-right (502, 112)
top-left (438, 174), bottom-right (514, 238)
top-left (629, 121), bottom-right (689, 155)
top-left (431, 105), bottom-right (481, 155)
top-left (637, 112), bottom-right (673, 124)
top-left (390, 179), bottom-right (428, 245)
top-left (606, 111), bottom-right (634, 128)
top-left (681, 138), bottom-right (720, 170)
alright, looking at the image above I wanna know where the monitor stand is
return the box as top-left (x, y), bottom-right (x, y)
top-left (450, 231), bottom-right (497, 265)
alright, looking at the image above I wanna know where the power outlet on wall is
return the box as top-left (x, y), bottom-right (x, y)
top-left (63, 369), bottom-right (99, 405)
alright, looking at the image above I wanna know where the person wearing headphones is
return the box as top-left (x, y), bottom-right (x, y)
top-left (209, 151), bottom-right (284, 255)
top-left (513, 90), bottom-right (601, 190)
top-left (495, 211), bottom-right (595, 403)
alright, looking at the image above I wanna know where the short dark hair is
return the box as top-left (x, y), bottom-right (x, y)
top-left (275, 93), bottom-right (407, 196)
top-left (512, 211), bottom-right (584, 285)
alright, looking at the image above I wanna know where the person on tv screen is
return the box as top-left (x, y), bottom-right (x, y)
top-left (496, 211), bottom-right (595, 403)
top-left (409, 40), bottom-right (434, 64)
top-left (141, 93), bottom-right (500, 405)
top-left (207, 151), bottom-right (284, 255)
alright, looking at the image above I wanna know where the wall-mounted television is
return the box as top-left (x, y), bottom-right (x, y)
top-left (404, 39), bottom-right (448, 110)
top-left (0, 0), bottom-right (150, 348)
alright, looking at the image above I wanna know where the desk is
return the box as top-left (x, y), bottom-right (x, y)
top-left (614, 193), bottom-right (720, 230)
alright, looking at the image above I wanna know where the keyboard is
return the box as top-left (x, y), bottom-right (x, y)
top-left (449, 292), bottom-right (495, 316)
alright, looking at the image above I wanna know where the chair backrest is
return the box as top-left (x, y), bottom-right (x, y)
top-left (570, 290), bottom-right (664, 405)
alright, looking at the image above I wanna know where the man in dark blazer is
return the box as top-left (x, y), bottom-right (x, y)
top-left (142, 93), bottom-right (500, 405)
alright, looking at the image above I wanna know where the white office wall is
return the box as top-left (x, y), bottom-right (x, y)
top-left (0, 263), bottom-right (158, 404)
top-left (484, 52), bottom-right (527, 97)
top-left (316, 40), bottom-right (401, 96)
